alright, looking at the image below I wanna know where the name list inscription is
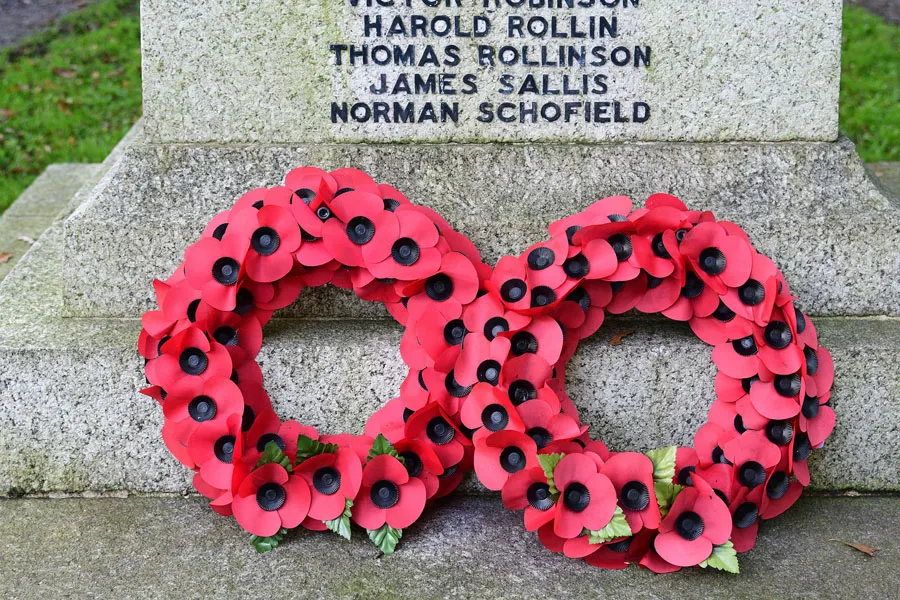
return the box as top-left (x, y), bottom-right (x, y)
top-left (329, 0), bottom-right (651, 128)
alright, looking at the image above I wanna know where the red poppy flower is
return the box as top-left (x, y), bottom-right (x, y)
top-left (605, 277), bottom-right (648, 315)
top-left (295, 449), bottom-right (363, 521)
top-left (654, 474), bottom-right (732, 567)
top-left (231, 187), bottom-right (271, 213)
top-left (500, 353), bottom-right (561, 413)
top-left (634, 270), bottom-right (683, 314)
top-left (223, 206), bottom-right (301, 283)
top-left (693, 422), bottom-right (738, 468)
top-left (413, 300), bottom-right (466, 363)
top-left (661, 269), bottom-right (720, 321)
top-left (689, 301), bottom-right (754, 346)
top-left (320, 190), bottom-right (384, 267)
top-left (459, 383), bottom-right (525, 438)
top-left (799, 391), bottom-right (836, 447)
top-left (631, 206), bottom-right (691, 278)
top-left (516, 399), bottom-right (582, 450)
top-left (352, 454), bottom-right (427, 530)
top-left (320, 433), bottom-right (375, 464)
top-left (455, 332), bottom-right (512, 387)
top-left (749, 370), bottom-right (806, 420)
top-left (404, 402), bottom-right (469, 468)
top-left (679, 222), bottom-right (753, 294)
top-left (499, 316), bottom-right (564, 367)
top-left (203, 308), bottom-right (263, 360)
top-left (752, 309), bottom-right (805, 376)
top-left (721, 252), bottom-right (778, 326)
top-left (233, 463), bottom-right (312, 536)
top-left (571, 221), bottom-right (643, 282)
top-left (188, 413), bottom-right (244, 491)
top-left (759, 465), bottom-right (803, 520)
top-left (638, 546), bottom-right (683, 574)
top-left (555, 281), bottom-right (611, 340)
top-left (723, 430), bottom-right (781, 491)
top-left (586, 529), bottom-right (655, 570)
top-left (330, 167), bottom-right (381, 195)
top-left (364, 397), bottom-right (409, 443)
top-left (548, 195), bottom-right (634, 241)
top-left (184, 233), bottom-right (250, 311)
top-left (601, 452), bottom-right (661, 531)
top-left (473, 430), bottom-right (538, 490)
top-left (363, 207), bottom-right (443, 281)
top-left (552, 453), bottom-right (618, 539)
top-left (462, 292), bottom-right (531, 344)
top-left (404, 251), bottom-right (481, 316)
top-left (502, 466), bottom-right (558, 531)
top-left (729, 486), bottom-right (762, 552)
top-left (162, 376), bottom-right (244, 445)
top-left (146, 326), bottom-right (232, 388)
top-left (392, 438), bottom-right (445, 499)
top-left (711, 334), bottom-right (768, 379)
top-left (284, 166), bottom-right (338, 209)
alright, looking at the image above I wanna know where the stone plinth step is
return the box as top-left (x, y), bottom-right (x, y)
top-left (1, 219), bottom-right (898, 494)
top-left (0, 164), bottom-right (104, 281)
top-left (0, 495), bottom-right (896, 599)
top-left (62, 136), bottom-right (900, 319)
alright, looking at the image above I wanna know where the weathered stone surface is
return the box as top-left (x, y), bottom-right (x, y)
top-left (63, 136), bottom-right (900, 318)
top-left (869, 162), bottom-right (900, 199)
top-left (141, 0), bottom-right (841, 143)
top-left (2, 222), bottom-right (898, 494)
top-left (0, 164), bottom-right (104, 281)
top-left (1, 495), bottom-right (897, 599)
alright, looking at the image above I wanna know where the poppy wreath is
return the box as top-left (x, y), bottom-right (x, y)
top-left (139, 166), bottom-right (835, 572)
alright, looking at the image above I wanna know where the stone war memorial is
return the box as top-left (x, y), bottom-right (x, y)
top-left (1, 0), bottom-right (898, 597)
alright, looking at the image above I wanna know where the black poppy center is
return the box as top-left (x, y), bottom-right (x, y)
top-left (608, 234), bottom-right (632, 261)
top-left (425, 273), bottom-right (454, 301)
top-left (795, 311), bottom-right (807, 333)
top-left (681, 272), bottom-right (705, 299)
top-left (775, 373), bottom-right (801, 397)
top-left (444, 371), bottom-right (472, 398)
top-left (527, 482), bottom-right (555, 511)
top-left (675, 510), bottom-right (705, 540)
top-left (738, 460), bottom-right (767, 488)
top-left (764, 321), bottom-right (792, 349)
top-left (530, 286), bottom-right (556, 308)
top-left (383, 198), bottom-right (401, 211)
top-left (733, 502), bottom-right (759, 528)
top-left (607, 538), bottom-right (632, 553)
top-left (442, 319), bottom-right (466, 346)
top-left (527, 247), bottom-right (555, 270)
top-left (766, 471), bottom-right (790, 499)
top-left (677, 466), bottom-right (696, 486)
top-left (399, 451), bottom-right (423, 477)
top-left (213, 326), bottom-right (239, 347)
top-left (188, 395), bottom-right (217, 422)
top-left (346, 216), bottom-right (375, 245)
top-left (652, 232), bottom-right (671, 259)
top-left (481, 404), bottom-right (509, 431)
top-left (426, 417), bottom-right (455, 445)
top-left (699, 247), bottom-right (726, 275)
top-left (213, 435), bottom-right (235, 463)
top-left (804, 347), bottom-right (819, 374)
top-left (212, 223), bottom-right (228, 240)
top-left (508, 379), bottom-right (537, 405)
top-left (801, 394), bottom-right (820, 419)
top-left (713, 301), bottom-right (736, 322)
top-left (179, 348), bottom-right (208, 375)
top-left (234, 288), bottom-right (254, 315)
top-left (766, 420), bottom-right (794, 446)
top-left (563, 482), bottom-right (591, 512)
top-left (316, 206), bottom-right (332, 221)
top-left (738, 279), bottom-right (765, 306)
top-left (313, 466), bottom-right (342, 495)
top-left (620, 481), bottom-right (650, 511)
top-left (256, 433), bottom-right (285, 453)
top-left (563, 254), bottom-right (590, 279)
top-left (212, 257), bottom-right (239, 286)
top-left (484, 317), bottom-right (509, 341)
top-left (499, 446), bottom-right (526, 474)
top-left (732, 336), bottom-right (758, 357)
top-left (292, 188), bottom-right (316, 205)
top-left (510, 331), bottom-right (538, 356)
top-left (391, 237), bottom-right (420, 266)
top-left (241, 406), bottom-right (255, 432)
top-left (251, 227), bottom-right (280, 256)
top-left (500, 279), bottom-right (527, 303)
top-left (256, 482), bottom-right (287, 511)
top-left (186, 299), bottom-right (201, 322)
top-left (477, 360), bottom-right (501, 385)
top-left (793, 434), bottom-right (811, 461)
top-left (566, 288), bottom-right (591, 312)
top-left (371, 480), bottom-right (400, 509)
top-left (527, 427), bottom-right (552, 449)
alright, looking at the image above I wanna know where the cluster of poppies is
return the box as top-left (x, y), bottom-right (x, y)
top-left (140, 167), bottom-right (834, 571)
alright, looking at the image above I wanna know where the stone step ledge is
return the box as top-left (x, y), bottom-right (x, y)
top-left (61, 135), bottom-right (900, 318)
top-left (0, 495), bottom-right (896, 599)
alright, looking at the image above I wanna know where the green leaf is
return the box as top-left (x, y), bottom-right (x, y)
top-left (646, 446), bottom-right (677, 483)
top-left (654, 480), bottom-right (684, 518)
top-left (295, 434), bottom-right (339, 466)
top-left (367, 433), bottom-right (404, 464)
top-left (257, 440), bottom-right (293, 472)
top-left (699, 541), bottom-right (740, 574)
top-left (249, 527), bottom-right (288, 553)
top-left (537, 453), bottom-right (565, 496)
top-left (367, 524), bottom-right (402, 555)
top-left (586, 506), bottom-right (633, 544)
top-left (324, 499), bottom-right (353, 541)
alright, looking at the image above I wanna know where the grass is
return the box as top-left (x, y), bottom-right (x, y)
top-left (0, 0), bottom-right (141, 212)
top-left (840, 6), bottom-right (900, 162)
top-left (0, 2), bottom-right (897, 215)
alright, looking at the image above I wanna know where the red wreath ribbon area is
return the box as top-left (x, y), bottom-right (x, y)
top-left (139, 167), bottom-right (834, 572)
